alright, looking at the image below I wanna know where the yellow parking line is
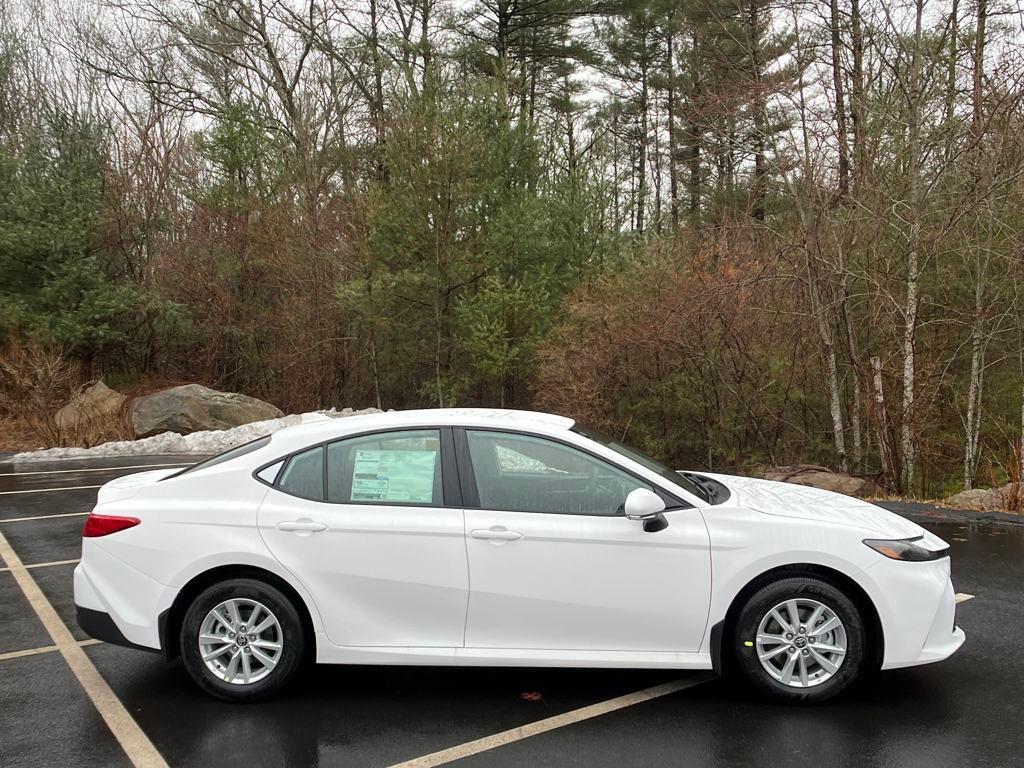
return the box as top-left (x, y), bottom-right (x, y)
top-left (386, 675), bottom-right (711, 768)
top-left (0, 530), bottom-right (168, 768)
top-left (0, 511), bottom-right (90, 523)
top-left (0, 558), bottom-right (81, 573)
top-left (0, 485), bottom-right (103, 495)
top-left (0, 639), bottom-right (100, 662)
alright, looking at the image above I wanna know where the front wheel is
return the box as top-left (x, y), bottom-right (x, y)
top-left (733, 577), bottom-right (867, 703)
top-left (180, 578), bottom-right (305, 702)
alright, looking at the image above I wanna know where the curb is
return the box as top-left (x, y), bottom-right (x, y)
top-left (876, 500), bottom-right (1024, 528)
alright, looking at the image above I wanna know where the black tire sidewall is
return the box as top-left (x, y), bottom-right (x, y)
top-left (180, 578), bottom-right (305, 702)
top-left (734, 577), bottom-right (866, 703)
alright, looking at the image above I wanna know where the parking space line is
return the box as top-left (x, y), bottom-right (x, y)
top-left (0, 557), bottom-right (80, 573)
top-left (0, 638), bottom-right (100, 662)
top-left (1, 463), bottom-right (187, 476)
top-left (386, 675), bottom-right (711, 768)
top-left (0, 530), bottom-right (169, 768)
top-left (0, 485), bottom-right (103, 495)
top-left (955, 593), bottom-right (975, 603)
top-left (0, 511), bottom-right (90, 523)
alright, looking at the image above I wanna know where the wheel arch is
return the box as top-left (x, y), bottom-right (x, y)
top-left (711, 563), bottom-right (884, 676)
top-left (159, 565), bottom-right (317, 662)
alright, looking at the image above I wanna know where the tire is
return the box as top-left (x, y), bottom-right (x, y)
top-left (733, 576), bottom-right (867, 703)
top-left (180, 578), bottom-right (306, 702)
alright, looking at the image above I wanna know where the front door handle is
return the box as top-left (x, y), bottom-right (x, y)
top-left (470, 526), bottom-right (523, 541)
top-left (277, 519), bottom-right (327, 533)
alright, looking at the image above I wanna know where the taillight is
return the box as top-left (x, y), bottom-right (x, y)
top-left (82, 514), bottom-right (141, 538)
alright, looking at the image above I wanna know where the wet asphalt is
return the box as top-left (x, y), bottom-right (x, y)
top-left (0, 456), bottom-right (1021, 768)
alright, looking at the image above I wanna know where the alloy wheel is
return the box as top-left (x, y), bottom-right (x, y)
top-left (755, 598), bottom-right (847, 688)
top-left (198, 598), bottom-right (283, 685)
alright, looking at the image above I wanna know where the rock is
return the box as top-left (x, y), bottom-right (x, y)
top-left (129, 384), bottom-right (283, 438)
top-left (761, 464), bottom-right (883, 498)
top-left (55, 381), bottom-right (127, 436)
top-left (944, 484), bottom-right (1017, 511)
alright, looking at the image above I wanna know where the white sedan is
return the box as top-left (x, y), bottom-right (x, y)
top-left (74, 409), bottom-right (964, 702)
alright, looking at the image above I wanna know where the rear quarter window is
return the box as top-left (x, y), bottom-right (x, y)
top-left (164, 435), bottom-right (272, 479)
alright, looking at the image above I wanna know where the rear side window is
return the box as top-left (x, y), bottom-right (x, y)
top-left (166, 435), bottom-right (271, 479)
top-left (278, 446), bottom-right (325, 501)
top-left (326, 429), bottom-right (442, 505)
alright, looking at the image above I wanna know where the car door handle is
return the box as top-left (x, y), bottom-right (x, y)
top-left (470, 527), bottom-right (523, 541)
top-left (277, 520), bottom-right (327, 533)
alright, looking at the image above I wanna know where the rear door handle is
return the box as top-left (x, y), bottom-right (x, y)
top-left (470, 526), bottom-right (523, 541)
top-left (277, 519), bottom-right (327, 533)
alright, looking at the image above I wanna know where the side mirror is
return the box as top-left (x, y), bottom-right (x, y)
top-left (624, 488), bottom-right (666, 521)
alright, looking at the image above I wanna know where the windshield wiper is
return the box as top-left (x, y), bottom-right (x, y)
top-left (681, 472), bottom-right (717, 503)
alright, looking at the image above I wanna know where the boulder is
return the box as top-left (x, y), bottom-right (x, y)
top-left (55, 381), bottom-right (127, 436)
top-left (944, 484), bottom-right (1017, 511)
top-left (761, 464), bottom-right (884, 498)
top-left (130, 384), bottom-right (283, 438)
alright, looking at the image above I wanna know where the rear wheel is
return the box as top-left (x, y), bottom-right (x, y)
top-left (180, 578), bottom-right (305, 702)
top-left (733, 577), bottom-right (867, 703)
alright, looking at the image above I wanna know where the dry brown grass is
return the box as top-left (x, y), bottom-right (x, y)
top-left (0, 414), bottom-right (52, 452)
top-left (0, 340), bottom-right (82, 448)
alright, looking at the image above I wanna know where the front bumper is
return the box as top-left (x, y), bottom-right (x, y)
top-left (865, 553), bottom-right (966, 669)
top-left (911, 625), bottom-right (966, 666)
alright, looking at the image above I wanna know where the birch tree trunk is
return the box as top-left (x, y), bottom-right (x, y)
top-left (872, 356), bottom-right (896, 487)
top-left (829, 0), bottom-right (849, 197)
top-left (790, 8), bottom-right (847, 471)
top-left (667, 31), bottom-right (679, 230)
top-left (900, 0), bottom-right (926, 494)
top-left (962, 0), bottom-right (989, 489)
top-left (963, 300), bottom-right (984, 489)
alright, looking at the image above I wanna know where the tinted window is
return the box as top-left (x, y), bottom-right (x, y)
top-left (278, 446), bottom-right (324, 501)
top-left (466, 431), bottom-right (651, 516)
top-left (166, 435), bottom-right (271, 479)
top-left (572, 425), bottom-right (708, 503)
top-left (326, 430), bottom-right (442, 505)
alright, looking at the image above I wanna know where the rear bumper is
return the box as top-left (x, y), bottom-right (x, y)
top-left (73, 554), bottom-right (168, 651)
top-left (75, 606), bottom-right (160, 654)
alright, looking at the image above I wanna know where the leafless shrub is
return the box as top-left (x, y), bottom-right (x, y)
top-left (0, 340), bottom-right (82, 447)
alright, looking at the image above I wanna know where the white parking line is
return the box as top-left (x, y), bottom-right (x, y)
top-left (0, 511), bottom-right (90, 523)
top-left (1, 463), bottom-right (187, 477)
top-left (0, 639), bottom-right (100, 662)
top-left (0, 484), bottom-right (103, 495)
top-left (955, 593), bottom-right (975, 604)
top-left (0, 558), bottom-right (80, 573)
top-left (386, 675), bottom-right (711, 768)
top-left (0, 530), bottom-right (168, 768)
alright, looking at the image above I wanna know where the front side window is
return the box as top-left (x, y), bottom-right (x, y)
top-left (326, 429), bottom-right (442, 505)
top-left (466, 430), bottom-right (651, 516)
top-left (572, 425), bottom-right (710, 503)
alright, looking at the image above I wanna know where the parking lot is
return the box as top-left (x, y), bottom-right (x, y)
top-left (1, 456), bottom-right (1022, 768)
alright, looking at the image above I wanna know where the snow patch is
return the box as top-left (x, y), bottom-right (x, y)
top-left (12, 407), bottom-right (382, 462)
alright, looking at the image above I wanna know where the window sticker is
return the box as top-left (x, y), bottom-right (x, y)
top-left (351, 449), bottom-right (437, 503)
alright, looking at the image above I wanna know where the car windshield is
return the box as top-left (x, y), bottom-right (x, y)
top-left (571, 425), bottom-right (710, 503)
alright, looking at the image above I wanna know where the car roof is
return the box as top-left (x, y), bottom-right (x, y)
top-left (266, 408), bottom-right (575, 454)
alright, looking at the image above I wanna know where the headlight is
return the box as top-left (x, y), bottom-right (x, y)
top-left (863, 536), bottom-right (949, 562)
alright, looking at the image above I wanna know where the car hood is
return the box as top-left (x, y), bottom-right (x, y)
top-left (703, 472), bottom-right (928, 540)
top-left (96, 468), bottom-right (180, 504)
